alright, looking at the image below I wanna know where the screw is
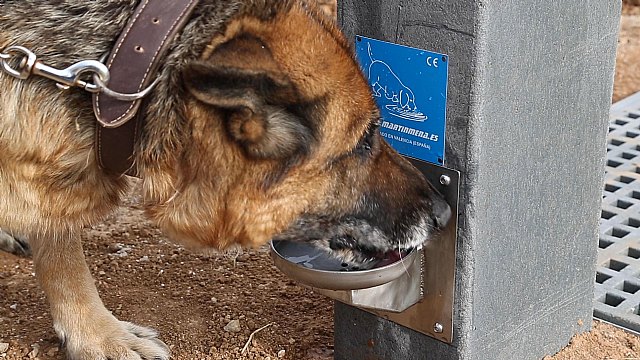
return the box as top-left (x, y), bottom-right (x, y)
top-left (434, 323), bottom-right (444, 333)
top-left (439, 175), bottom-right (451, 186)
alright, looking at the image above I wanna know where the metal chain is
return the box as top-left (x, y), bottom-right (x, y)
top-left (0, 45), bottom-right (156, 101)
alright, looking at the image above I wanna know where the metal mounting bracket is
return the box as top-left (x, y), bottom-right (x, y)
top-left (364, 158), bottom-right (460, 344)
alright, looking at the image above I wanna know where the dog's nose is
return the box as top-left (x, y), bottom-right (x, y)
top-left (432, 198), bottom-right (452, 229)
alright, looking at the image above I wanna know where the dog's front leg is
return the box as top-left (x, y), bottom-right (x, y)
top-left (31, 232), bottom-right (170, 360)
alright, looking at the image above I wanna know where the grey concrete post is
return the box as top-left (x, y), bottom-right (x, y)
top-left (335, 1), bottom-right (621, 359)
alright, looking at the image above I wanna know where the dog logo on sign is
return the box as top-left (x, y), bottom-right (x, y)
top-left (367, 43), bottom-right (428, 122)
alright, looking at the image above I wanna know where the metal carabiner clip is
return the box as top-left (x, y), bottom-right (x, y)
top-left (1, 45), bottom-right (155, 100)
top-left (32, 59), bottom-right (110, 93)
top-left (0, 45), bottom-right (111, 93)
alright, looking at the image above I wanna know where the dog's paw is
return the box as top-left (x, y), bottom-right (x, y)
top-left (61, 320), bottom-right (170, 360)
top-left (0, 228), bottom-right (30, 257)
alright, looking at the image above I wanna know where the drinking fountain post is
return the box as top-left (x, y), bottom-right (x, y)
top-left (335, 1), bottom-right (621, 359)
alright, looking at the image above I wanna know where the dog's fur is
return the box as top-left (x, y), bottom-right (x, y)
top-left (0, 1), bottom-right (450, 358)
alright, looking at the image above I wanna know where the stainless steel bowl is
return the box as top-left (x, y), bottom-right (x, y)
top-left (269, 240), bottom-right (418, 290)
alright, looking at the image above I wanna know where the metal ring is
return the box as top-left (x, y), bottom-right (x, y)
top-left (93, 75), bottom-right (158, 101)
top-left (0, 46), bottom-right (36, 80)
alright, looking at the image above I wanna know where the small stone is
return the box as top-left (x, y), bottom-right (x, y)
top-left (210, 297), bottom-right (218, 303)
top-left (0, 343), bottom-right (9, 353)
top-left (139, 256), bottom-right (149, 262)
top-left (27, 344), bottom-right (39, 358)
top-left (236, 254), bottom-right (250, 262)
top-left (45, 346), bottom-right (59, 357)
top-left (108, 243), bottom-right (123, 253)
top-left (224, 319), bottom-right (241, 333)
top-left (9, 304), bottom-right (17, 310)
top-left (277, 349), bottom-right (286, 358)
top-left (288, 338), bottom-right (296, 344)
top-left (112, 250), bottom-right (128, 257)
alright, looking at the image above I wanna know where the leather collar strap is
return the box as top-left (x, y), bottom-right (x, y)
top-left (92, 0), bottom-right (199, 176)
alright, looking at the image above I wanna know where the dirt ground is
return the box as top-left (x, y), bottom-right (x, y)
top-left (2, 2), bottom-right (640, 360)
top-left (614, 3), bottom-right (640, 103)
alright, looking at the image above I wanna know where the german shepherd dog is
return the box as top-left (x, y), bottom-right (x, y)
top-left (0, 1), bottom-right (450, 358)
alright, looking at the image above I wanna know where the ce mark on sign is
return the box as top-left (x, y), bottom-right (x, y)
top-left (426, 56), bottom-right (440, 68)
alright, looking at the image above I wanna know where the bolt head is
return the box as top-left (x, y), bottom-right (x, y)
top-left (439, 175), bottom-right (451, 186)
top-left (433, 323), bottom-right (444, 333)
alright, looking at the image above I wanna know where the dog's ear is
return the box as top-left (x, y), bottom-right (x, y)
top-left (183, 35), bottom-right (312, 159)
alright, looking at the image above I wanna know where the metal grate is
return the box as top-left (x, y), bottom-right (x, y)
top-left (595, 91), bottom-right (640, 331)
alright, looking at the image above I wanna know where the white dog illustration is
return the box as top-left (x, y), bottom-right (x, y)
top-left (368, 43), bottom-right (417, 112)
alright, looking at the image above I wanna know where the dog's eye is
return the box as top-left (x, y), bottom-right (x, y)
top-left (354, 121), bottom-right (380, 157)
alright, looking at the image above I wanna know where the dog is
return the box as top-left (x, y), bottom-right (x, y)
top-left (368, 43), bottom-right (418, 112)
top-left (0, 1), bottom-right (451, 359)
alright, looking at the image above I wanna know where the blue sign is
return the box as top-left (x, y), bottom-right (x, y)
top-left (355, 36), bottom-right (448, 165)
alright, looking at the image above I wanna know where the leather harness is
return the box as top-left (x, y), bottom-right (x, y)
top-left (92, 0), bottom-right (200, 176)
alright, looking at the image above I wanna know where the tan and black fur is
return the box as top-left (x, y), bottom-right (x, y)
top-left (0, 1), bottom-right (450, 359)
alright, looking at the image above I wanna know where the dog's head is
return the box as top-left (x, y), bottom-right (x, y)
top-left (141, 1), bottom-right (451, 268)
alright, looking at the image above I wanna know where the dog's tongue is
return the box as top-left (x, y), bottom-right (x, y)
top-left (373, 249), bottom-right (405, 268)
